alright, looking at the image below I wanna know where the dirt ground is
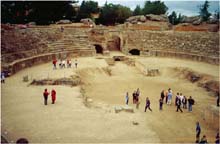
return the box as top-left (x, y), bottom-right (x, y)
top-left (1, 54), bottom-right (219, 143)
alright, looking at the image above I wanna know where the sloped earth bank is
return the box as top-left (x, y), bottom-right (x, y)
top-left (1, 57), bottom-right (219, 143)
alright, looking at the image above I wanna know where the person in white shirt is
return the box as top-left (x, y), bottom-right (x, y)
top-left (179, 93), bottom-right (184, 107)
top-left (62, 60), bottom-right (66, 68)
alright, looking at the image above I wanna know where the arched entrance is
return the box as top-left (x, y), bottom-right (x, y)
top-left (107, 36), bottom-right (121, 51)
top-left (94, 44), bottom-right (103, 54)
top-left (129, 49), bottom-right (140, 55)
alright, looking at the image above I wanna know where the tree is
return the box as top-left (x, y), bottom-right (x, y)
top-left (142, 1), bottom-right (168, 15)
top-left (1, 1), bottom-right (78, 24)
top-left (1, 1), bottom-right (32, 24)
top-left (214, 10), bottom-right (220, 20)
top-left (77, 0), bottom-right (99, 20)
top-left (199, 0), bottom-right (211, 21)
top-left (99, 2), bottom-right (132, 25)
top-left (30, 1), bottom-right (77, 24)
top-left (168, 11), bottom-right (184, 25)
top-left (133, 5), bottom-right (142, 16)
top-left (115, 5), bottom-right (132, 23)
top-left (168, 11), bottom-right (177, 25)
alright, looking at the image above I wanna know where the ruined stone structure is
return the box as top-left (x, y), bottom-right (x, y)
top-left (90, 27), bottom-right (219, 64)
top-left (1, 23), bottom-right (219, 75)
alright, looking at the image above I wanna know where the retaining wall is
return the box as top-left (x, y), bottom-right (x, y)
top-left (3, 50), bottom-right (95, 75)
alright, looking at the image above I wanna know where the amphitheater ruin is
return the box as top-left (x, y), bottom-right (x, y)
top-left (1, 19), bottom-right (219, 143)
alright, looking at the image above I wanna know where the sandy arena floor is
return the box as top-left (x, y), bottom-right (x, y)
top-left (1, 55), bottom-right (219, 143)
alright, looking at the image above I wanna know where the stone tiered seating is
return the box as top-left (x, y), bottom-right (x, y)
top-left (1, 26), bottom-right (95, 74)
top-left (124, 30), bottom-right (219, 63)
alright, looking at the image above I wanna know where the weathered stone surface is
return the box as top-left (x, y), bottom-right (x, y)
top-left (56, 19), bottom-right (72, 24)
top-left (30, 77), bottom-right (81, 86)
top-left (207, 17), bottom-right (219, 24)
top-left (126, 15), bottom-right (146, 23)
top-left (146, 69), bottom-right (160, 76)
top-left (114, 105), bottom-right (134, 113)
top-left (182, 16), bottom-right (200, 23)
top-left (80, 18), bottom-right (95, 26)
top-left (114, 106), bottom-right (123, 113)
top-left (139, 15), bottom-right (147, 22)
top-left (192, 18), bottom-right (202, 25)
top-left (145, 14), bottom-right (169, 22)
top-left (27, 22), bottom-right (36, 25)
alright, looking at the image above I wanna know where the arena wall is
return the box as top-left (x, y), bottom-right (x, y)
top-left (1, 24), bottom-right (219, 75)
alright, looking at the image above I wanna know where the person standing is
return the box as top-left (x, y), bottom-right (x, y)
top-left (1, 71), bottom-right (5, 83)
top-left (145, 97), bottom-right (152, 112)
top-left (168, 88), bottom-right (172, 94)
top-left (179, 93), bottom-right (184, 107)
top-left (67, 59), bottom-right (72, 68)
top-left (176, 98), bottom-right (183, 113)
top-left (217, 92), bottom-right (219, 107)
top-left (51, 89), bottom-right (56, 104)
top-left (69, 59), bottom-right (72, 68)
top-left (161, 90), bottom-right (165, 102)
top-left (167, 91), bottom-right (172, 105)
top-left (200, 135), bottom-right (208, 144)
top-left (62, 60), bottom-right (66, 68)
top-left (136, 88), bottom-right (140, 103)
top-left (52, 59), bottom-right (57, 69)
top-left (59, 59), bottom-right (62, 69)
top-left (133, 91), bottom-right (136, 104)
top-left (188, 96), bottom-right (194, 112)
top-left (175, 93), bottom-right (180, 106)
top-left (215, 132), bottom-right (219, 144)
top-left (75, 59), bottom-right (78, 69)
top-left (182, 96), bottom-right (187, 109)
top-left (43, 89), bottom-right (50, 105)
top-left (196, 122), bottom-right (201, 142)
top-left (159, 98), bottom-right (163, 110)
top-left (165, 90), bottom-right (168, 103)
top-left (67, 59), bottom-right (70, 68)
top-left (125, 92), bottom-right (129, 105)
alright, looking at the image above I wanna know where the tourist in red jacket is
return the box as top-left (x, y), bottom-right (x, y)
top-left (52, 59), bottom-right (57, 69)
top-left (51, 89), bottom-right (56, 104)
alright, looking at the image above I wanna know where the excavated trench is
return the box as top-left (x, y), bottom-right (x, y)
top-left (171, 67), bottom-right (219, 95)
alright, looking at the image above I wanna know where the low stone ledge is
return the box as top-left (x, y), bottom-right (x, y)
top-left (150, 50), bottom-right (219, 65)
top-left (2, 50), bottom-right (95, 75)
top-left (114, 105), bottom-right (134, 113)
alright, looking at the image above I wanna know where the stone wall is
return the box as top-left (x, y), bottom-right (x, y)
top-left (2, 50), bottom-right (94, 75)
top-left (122, 30), bottom-right (219, 64)
top-left (1, 24), bottom-right (219, 75)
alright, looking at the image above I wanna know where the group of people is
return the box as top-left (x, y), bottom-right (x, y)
top-left (52, 58), bottom-right (78, 69)
top-left (160, 88), bottom-right (195, 112)
top-left (124, 87), bottom-right (197, 113)
top-left (125, 88), bottom-right (152, 111)
top-left (125, 88), bottom-right (141, 109)
top-left (195, 122), bottom-right (219, 144)
top-left (195, 122), bottom-right (211, 144)
top-left (43, 89), bottom-right (56, 105)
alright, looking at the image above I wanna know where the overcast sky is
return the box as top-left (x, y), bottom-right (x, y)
top-left (77, 0), bottom-right (219, 16)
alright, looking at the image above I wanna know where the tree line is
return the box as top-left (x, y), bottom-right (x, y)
top-left (1, 0), bottom-right (219, 25)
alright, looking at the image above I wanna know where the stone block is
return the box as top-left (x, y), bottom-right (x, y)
top-left (114, 105), bottom-right (134, 113)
